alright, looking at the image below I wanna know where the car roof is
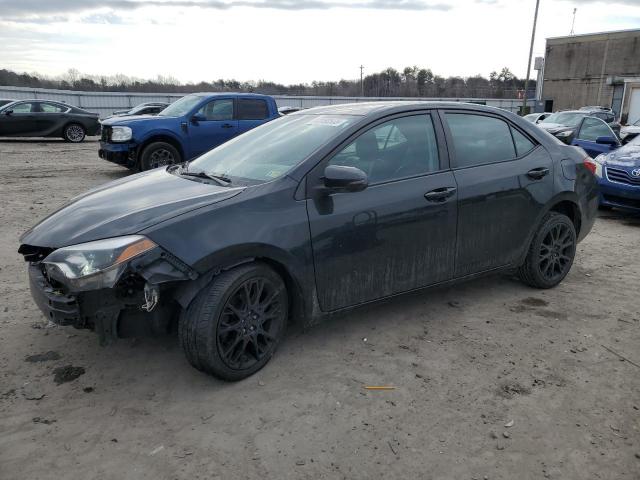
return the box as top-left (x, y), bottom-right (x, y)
top-left (192, 92), bottom-right (272, 99)
top-left (290, 101), bottom-right (512, 117)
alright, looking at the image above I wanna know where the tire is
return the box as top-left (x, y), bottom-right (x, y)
top-left (179, 263), bottom-right (288, 381)
top-left (140, 142), bottom-right (181, 171)
top-left (63, 123), bottom-right (86, 143)
top-left (518, 212), bottom-right (577, 289)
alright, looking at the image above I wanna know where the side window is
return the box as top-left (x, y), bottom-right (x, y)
top-left (237, 99), bottom-right (269, 120)
top-left (328, 114), bottom-right (439, 184)
top-left (446, 113), bottom-right (516, 167)
top-left (11, 102), bottom-right (36, 113)
top-left (198, 99), bottom-right (233, 121)
top-left (577, 117), bottom-right (614, 141)
top-left (511, 127), bottom-right (535, 156)
top-left (40, 102), bottom-right (66, 113)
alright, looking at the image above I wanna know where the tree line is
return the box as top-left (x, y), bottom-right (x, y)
top-left (0, 66), bottom-right (534, 99)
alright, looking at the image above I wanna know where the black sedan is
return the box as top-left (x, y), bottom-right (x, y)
top-left (19, 102), bottom-right (598, 380)
top-left (0, 100), bottom-right (100, 142)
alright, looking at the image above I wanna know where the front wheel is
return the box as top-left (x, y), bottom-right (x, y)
top-left (139, 142), bottom-right (181, 171)
top-left (63, 123), bottom-right (86, 143)
top-left (518, 212), bottom-right (577, 289)
top-left (179, 263), bottom-right (288, 381)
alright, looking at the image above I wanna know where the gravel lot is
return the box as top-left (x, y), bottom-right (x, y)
top-left (0, 138), bottom-right (639, 480)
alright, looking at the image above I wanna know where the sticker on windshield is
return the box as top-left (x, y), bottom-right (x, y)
top-left (306, 116), bottom-right (348, 127)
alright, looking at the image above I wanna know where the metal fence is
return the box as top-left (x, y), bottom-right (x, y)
top-left (0, 85), bottom-right (535, 118)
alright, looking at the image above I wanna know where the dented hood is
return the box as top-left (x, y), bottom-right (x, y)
top-left (20, 168), bottom-right (243, 248)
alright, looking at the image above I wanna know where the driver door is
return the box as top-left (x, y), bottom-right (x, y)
top-left (188, 98), bottom-right (238, 158)
top-left (571, 117), bottom-right (620, 158)
top-left (0, 102), bottom-right (38, 136)
top-left (306, 113), bottom-right (458, 312)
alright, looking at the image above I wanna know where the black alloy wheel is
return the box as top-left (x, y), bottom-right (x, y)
top-left (179, 263), bottom-right (288, 381)
top-left (538, 222), bottom-right (575, 283)
top-left (518, 212), bottom-right (576, 289)
top-left (217, 277), bottom-right (285, 370)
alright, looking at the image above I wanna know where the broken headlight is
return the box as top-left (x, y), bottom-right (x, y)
top-left (42, 235), bottom-right (157, 291)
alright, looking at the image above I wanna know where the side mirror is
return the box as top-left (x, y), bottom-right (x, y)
top-left (191, 113), bottom-right (206, 123)
top-left (322, 165), bottom-right (368, 193)
top-left (3, 109), bottom-right (13, 115)
top-left (595, 136), bottom-right (619, 146)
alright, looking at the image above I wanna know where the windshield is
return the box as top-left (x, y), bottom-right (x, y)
top-left (523, 114), bottom-right (538, 122)
top-left (0, 101), bottom-right (17, 113)
top-left (188, 114), bottom-right (358, 184)
top-left (158, 95), bottom-right (201, 117)
top-left (542, 112), bottom-right (584, 127)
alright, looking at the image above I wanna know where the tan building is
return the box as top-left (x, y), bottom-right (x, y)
top-left (541, 28), bottom-right (640, 123)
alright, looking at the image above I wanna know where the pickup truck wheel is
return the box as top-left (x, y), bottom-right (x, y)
top-left (63, 123), bottom-right (86, 143)
top-left (140, 142), bottom-right (180, 171)
top-left (179, 263), bottom-right (288, 381)
top-left (518, 212), bottom-right (576, 289)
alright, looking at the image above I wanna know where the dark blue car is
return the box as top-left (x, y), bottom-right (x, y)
top-left (99, 93), bottom-right (279, 171)
top-left (571, 116), bottom-right (640, 212)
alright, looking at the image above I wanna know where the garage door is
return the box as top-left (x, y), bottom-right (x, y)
top-left (628, 88), bottom-right (640, 125)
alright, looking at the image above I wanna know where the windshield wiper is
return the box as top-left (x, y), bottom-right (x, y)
top-left (180, 168), bottom-right (231, 186)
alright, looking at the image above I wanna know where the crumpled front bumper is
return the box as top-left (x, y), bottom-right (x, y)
top-left (28, 263), bottom-right (81, 327)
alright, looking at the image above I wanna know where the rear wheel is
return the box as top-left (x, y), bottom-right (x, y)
top-left (63, 123), bottom-right (86, 143)
top-left (140, 142), bottom-right (181, 171)
top-left (179, 263), bottom-right (288, 381)
top-left (518, 212), bottom-right (576, 289)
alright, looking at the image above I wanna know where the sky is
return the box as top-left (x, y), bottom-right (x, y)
top-left (0, 0), bottom-right (639, 85)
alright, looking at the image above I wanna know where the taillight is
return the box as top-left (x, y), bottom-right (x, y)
top-left (583, 157), bottom-right (596, 175)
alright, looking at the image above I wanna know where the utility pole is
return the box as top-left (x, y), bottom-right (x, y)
top-left (522, 0), bottom-right (540, 115)
top-left (360, 65), bottom-right (364, 97)
top-left (570, 8), bottom-right (577, 35)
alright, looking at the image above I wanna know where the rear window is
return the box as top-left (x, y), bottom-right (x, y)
top-left (237, 99), bottom-right (269, 120)
top-left (446, 113), bottom-right (516, 167)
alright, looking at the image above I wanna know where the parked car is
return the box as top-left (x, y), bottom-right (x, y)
top-left (569, 116), bottom-right (640, 212)
top-left (538, 109), bottom-right (620, 143)
top-left (99, 93), bottom-right (279, 171)
top-left (620, 117), bottom-right (640, 144)
top-left (523, 112), bottom-right (552, 124)
top-left (278, 106), bottom-right (301, 115)
top-left (0, 100), bottom-right (100, 142)
top-left (0, 99), bottom-right (15, 108)
top-left (19, 102), bottom-right (598, 380)
top-left (107, 102), bottom-right (170, 119)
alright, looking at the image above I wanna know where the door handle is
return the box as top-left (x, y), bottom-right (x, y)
top-left (424, 187), bottom-right (457, 202)
top-left (221, 123), bottom-right (234, 129)
top-left (527, 167), bottom-right (550, 180)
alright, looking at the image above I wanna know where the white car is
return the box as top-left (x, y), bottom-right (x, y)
top-left (620, 118), bottom-right (640, 143)
top-left (523, 112), bottom-right (552, 124)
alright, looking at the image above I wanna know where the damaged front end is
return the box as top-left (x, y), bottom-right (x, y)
top-left (19, 236), bottom-right (197, 345)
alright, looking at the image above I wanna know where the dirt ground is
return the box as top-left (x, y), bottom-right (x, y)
top-left (0, 138), bottom-right (639, 480)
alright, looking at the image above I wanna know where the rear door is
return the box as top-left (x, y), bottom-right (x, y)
top-left (0, 102), bottom-right (39, 136)
top-left (571, 117), bottom-right (620, 158)
top-left (37, 102), bottom-right (68, 134)
top-left (306, 112), bottom-right (458, 311)
top-left (441, 110), bottom-right (553, 277)
top-left (236, 98), bottom-right (271, 134)
top-left (188, 98), bottom-right (238, 158)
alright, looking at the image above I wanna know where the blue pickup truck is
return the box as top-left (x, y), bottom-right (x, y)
top-left (99, 93), bottom-right (279, 170)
